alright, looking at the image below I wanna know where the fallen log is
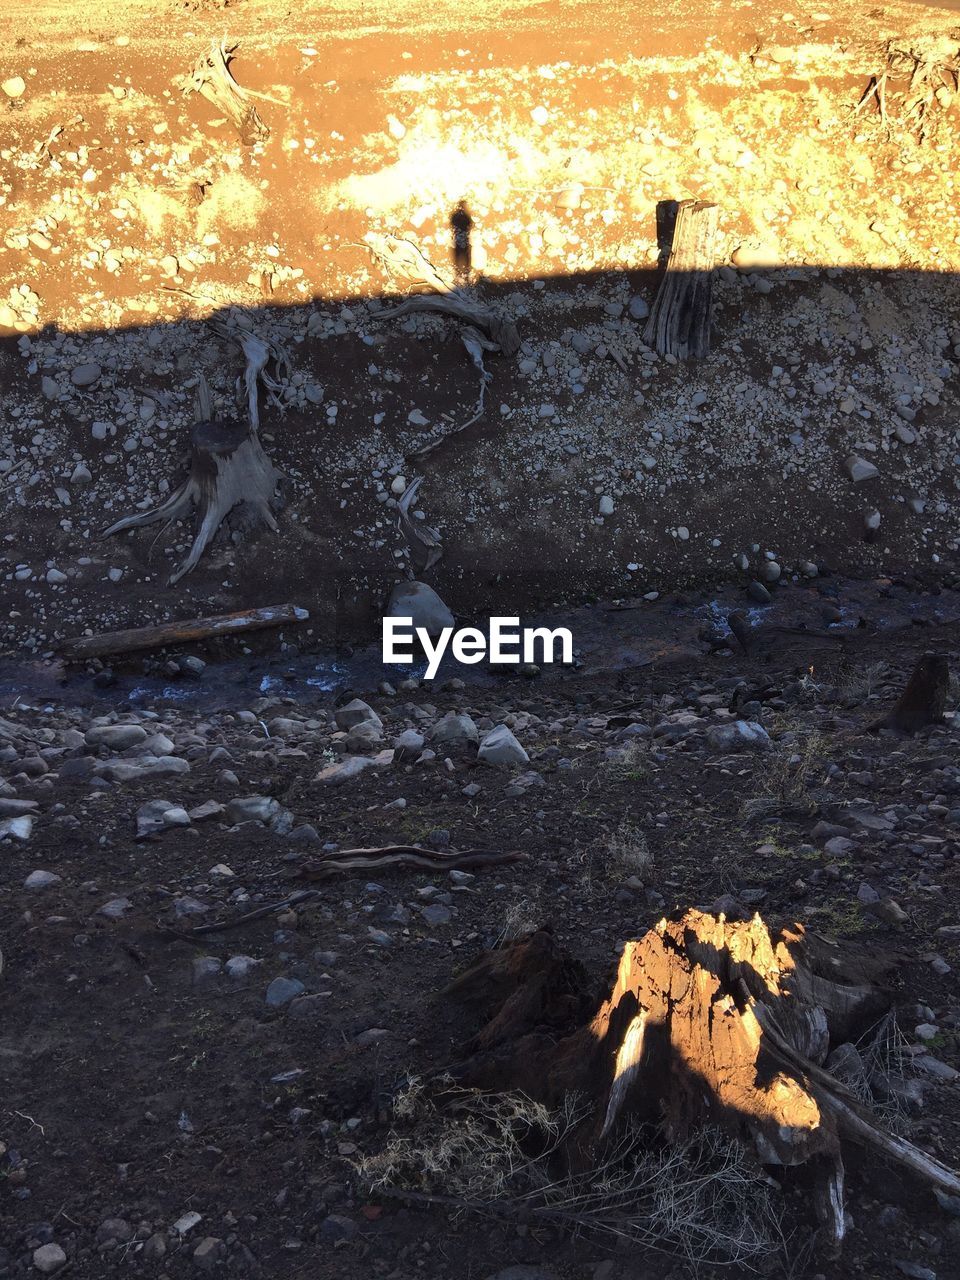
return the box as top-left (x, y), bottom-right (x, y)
top-left (643, 199), bottom-right (718, 360)
top-left (60, 603), bottom-right (309, 661)
top-left (177, 40), bottom-right (271, 145)
top-left (440, 908), bottom-right (958, 1253)
top-left (869, 651), bottom-right (949, 733)
top-left (295, 845), bottom-right (523, 880)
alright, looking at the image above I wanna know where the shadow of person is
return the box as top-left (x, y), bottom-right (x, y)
top-left (450, 200), bottom-right (473, 284)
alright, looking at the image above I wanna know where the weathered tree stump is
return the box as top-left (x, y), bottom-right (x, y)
top-left (872, 652), bottom-right (949, 733)
top-left (443, 909), bottom-right (960, 1252)
top-left (103, 417), bottom-right (280, 585)
top-left (643, 199), bottom-right (718, 359)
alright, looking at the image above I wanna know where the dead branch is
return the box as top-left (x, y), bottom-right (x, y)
top-left (294, 845), bottom-right (523, 880)
top-left (210, 321), bottom-right (291, 434)
top-left (60, 603), bottom-right (309, 661)
top-left (360, 234), bottom-right (455, 294)
top-left (397, 476), bottom-right (443, 573)
top-left (376, 294), bottom-right (520, 357)
top-left (103, 417), bottom-right (281, 584)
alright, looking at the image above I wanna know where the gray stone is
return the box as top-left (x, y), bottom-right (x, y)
top-left (85, 723), bottom-right (148, 750)
top-left (288, 994), bottom-right (328, 1018)
top-left (192, 1237), bottom-right (224, 1271)
top-left (99, 897), bottom-right (133, 919)
top-left (70, 362), bottom-right (102, 387)
top-left (334, 699), bottom-right (382, 732)
top-left (421, 903), bottom-right (452, 926)
top-left (32, 1243), bottom-right (67, 1274)
top-left (314, 751), bottom-right (394, 784)
top-left (386, 579), bottom-right (455, 636)
top-left (265, 976), bottom-right (306, 1008)
top-left (845, 454), bottom-right (879, 483)
top-left (431, 712), bottom-right (478, 744)
top-left (226, 794), bottom-right (279, 825)
top-left (705, 720), bottom-right (771, 753)
top-left (24, 869), bottom-right (61, 890)
top-left (225, 955), bottom-right (260, 979)
top-left (95, 756), bottom-right (190, 783)
top-left (628, 295), bottom-right (650, 320)
top-left (478, 724), bottom-right (529, 767)
top-left (96, 1218), bottom-right (134, 1245)
top-left (136, 799), bottom-right (190, 837)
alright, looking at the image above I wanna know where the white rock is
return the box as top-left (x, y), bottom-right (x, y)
top-left (598, 495), bottom-right (614, 516)
top-left (706, 720), bottom-right (772, 753)
top-left (32, 1243), bottom-right (67, 1274)
top-left (314, 751), bottom-right (394, 785)
top-left (85, 723), bottom-right (147, 749)
top-left (2, 76), bottom-right (26, 99)
top-left (1, 816), bottom-right (33, 840)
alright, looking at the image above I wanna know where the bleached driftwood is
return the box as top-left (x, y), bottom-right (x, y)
top-left (397, 476), bottom-right (443, 573)
top-left (211, 321), bottom-right (290, 434)
top-left (178, 40), bottom-right (271, 145)
top-left (103, 416), bottom-right (280, 584)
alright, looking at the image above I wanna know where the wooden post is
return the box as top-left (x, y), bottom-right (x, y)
top-left (643, 199), bottom-right (719, 360)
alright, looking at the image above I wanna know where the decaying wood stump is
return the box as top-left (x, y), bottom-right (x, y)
top-left (103, 417), bottom-right (280, 585)
top-left (871, 652), bottom-right (949, 733)
top-left (443, 909), bottom-right (960, 1251)
top-left (643, 199), bottom-right (718, 359)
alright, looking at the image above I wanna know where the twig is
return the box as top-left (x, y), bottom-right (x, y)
top-left (9, 1109), bottom-right (45, 1136)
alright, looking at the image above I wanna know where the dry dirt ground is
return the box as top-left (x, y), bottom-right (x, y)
top-left (2, 2), bottom-right (960, 1279)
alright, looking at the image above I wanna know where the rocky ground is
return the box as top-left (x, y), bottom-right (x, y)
top-left (3, 584), bottom-right (960, 1279)
top-left (0, 1), bottom-right (959, 649)
top-left (3, 0), bottom-right (960, 1277)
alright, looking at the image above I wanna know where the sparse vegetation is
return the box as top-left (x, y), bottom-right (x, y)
top-left (359, 1080), bottom-right (787, 1271)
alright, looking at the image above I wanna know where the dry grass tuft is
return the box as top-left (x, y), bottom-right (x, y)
top-left (358, 1080), bottom-right (786, 1271)
top-left (607, 820), bottom-right (654, 881)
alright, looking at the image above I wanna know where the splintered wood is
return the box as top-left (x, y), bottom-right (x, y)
top-left (644, 199), bottom-right (718, 360)
top-left (443, 908), bottom-right (960, 1252)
